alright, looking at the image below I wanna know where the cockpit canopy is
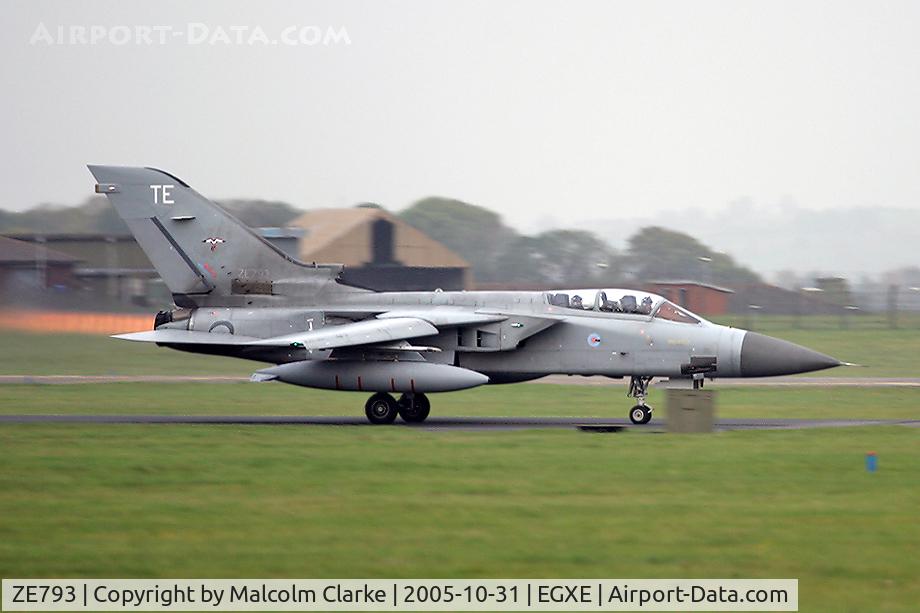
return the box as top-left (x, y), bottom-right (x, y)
top-left (545, 289), bottom-right (702, 324)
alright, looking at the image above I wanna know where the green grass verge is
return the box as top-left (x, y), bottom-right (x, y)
top-left (722, 326), bottom-right (920, 378)
top-left (715, 313), bottom-right (920, 332)
top-left (0, 382), bottom-right (918, 420)
top-left (0, 424), bottom-right (917, 612)
top-left (0, 330), bottom-right (257, 376)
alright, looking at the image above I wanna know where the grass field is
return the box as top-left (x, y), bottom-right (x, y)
top-left (1, 327), bottom-right (918, 612)
top-left (714, 317), bottom-right (920, 378)
top-left (0, 330), bottom-right (256, 377)
top-left (0, 424), bottom-right (918, 612)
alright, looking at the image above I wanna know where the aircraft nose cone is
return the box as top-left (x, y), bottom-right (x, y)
top-left (740, 331), bottom-right (841, 377)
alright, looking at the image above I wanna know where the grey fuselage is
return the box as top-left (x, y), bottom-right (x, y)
top-left (162, 286), bottom-right (745, 382)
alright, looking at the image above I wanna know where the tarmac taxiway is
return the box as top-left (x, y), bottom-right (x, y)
top-left (0, 414), bottom-right (916, 431)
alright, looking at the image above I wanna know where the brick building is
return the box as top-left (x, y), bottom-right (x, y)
top-left (644, 280), bottom-right (734, 315)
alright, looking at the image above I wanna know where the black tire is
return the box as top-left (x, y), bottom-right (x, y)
top-left (397, 393), bottom-right (431, 423)
top-left (365, 392), bottom-right (398, 424)
top-left (629, 404), bottom-right (652, 425)
top-left (641, 406), bottom-right (653, 424)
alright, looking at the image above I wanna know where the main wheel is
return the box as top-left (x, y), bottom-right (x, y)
top-left (397, 393), bottom-right (431, 423)
top-left (629, 404), bottom-right (652, 425)
top-left (365, 392), bottom-right (398, 424)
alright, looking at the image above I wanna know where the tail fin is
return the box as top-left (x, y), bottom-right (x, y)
top-left (87, 165), bottom-right (330, 301)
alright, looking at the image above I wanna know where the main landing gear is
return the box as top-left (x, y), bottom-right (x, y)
top-left (364, 392), bottom-right (431, 424)
top-left (627, 376), bottom-right (653, 425)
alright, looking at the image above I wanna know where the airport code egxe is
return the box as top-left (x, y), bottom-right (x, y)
top-left (2, 579), bottom-right (797, 611)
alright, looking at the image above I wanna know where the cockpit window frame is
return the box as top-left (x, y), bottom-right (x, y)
top-left (652, 300), bottom-right (702, 325)
top-left (545, 289), bottom-right (662, 319)
top-left (543, 289), bottom-right (710, 325)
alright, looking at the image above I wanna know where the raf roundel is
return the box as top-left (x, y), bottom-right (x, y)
top-left (587, 333), bottom-right (602, 347)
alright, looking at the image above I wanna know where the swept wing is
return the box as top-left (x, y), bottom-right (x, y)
top-left (114, 317), bottom-right (438, 351)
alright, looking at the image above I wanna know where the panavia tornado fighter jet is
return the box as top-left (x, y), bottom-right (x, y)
top-left (89, 166), bottom-right (842, 424)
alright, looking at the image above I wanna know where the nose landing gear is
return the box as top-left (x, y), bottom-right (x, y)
top-left (627, 376), bottom-right (653, 424)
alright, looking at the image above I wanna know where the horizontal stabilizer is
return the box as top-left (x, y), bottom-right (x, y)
top-left (113, 330), bottom-right (261, 345)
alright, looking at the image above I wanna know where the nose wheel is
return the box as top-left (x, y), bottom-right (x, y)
top-left (627, 376), bottom-right (653, 424)
top-left (629, 404), bottom-right (652, 424)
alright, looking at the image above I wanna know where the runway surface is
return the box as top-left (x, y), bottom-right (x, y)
top-left (1, 414), bottom-right (916, 431)
top-left (1, 374), bottom-right (919, 387)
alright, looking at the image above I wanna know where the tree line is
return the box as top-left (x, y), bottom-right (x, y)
top-left (0, 195), bottom-right (760, 287)
top-left (399, 197), bottom-right (760, 287)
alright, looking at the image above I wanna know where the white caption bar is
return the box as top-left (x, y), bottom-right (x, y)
top-left (2, 579), bottom-right (797, 611)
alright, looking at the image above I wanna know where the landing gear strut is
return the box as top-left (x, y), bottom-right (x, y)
top-left (627, 376), bottom-right (653, 425)
top-left (364, 392), bottom-right (431, 424)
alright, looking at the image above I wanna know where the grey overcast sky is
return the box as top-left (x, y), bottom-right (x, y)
top-left (2, 0), bottom-right (919, 231)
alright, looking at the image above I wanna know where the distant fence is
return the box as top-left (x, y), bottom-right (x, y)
top-left (726, 286), bottom-right (920, 328)
top-left (714, 312), bottom-right (920, 331)
top-left (0, 310), bottom-right (151, 335)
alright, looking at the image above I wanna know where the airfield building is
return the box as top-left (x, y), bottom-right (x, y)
top-left (644, 280), bottom-right (734, 316)
top-left (2, 207), bottom-right (470, 309)
top-left (288, 207), bottom-right (470, 291)
top-left (0, 235), bottom-right (80, 295)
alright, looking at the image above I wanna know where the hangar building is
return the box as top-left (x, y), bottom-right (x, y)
top-left (644, 280), bottom-right (734, 315)
top-left (288, 207), bottom-right (470, 291)
top-left (0, 236), bottom-right (80, 294)
top-left (3, 206), bottom-right (470, 309)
